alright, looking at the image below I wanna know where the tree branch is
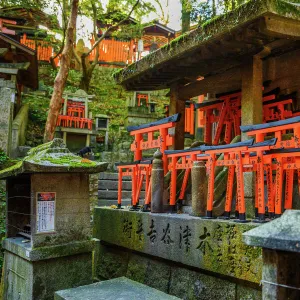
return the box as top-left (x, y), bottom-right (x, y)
top-left (72, 46), bottom-right (81, 64)
top-left (83, 0), bottom-right (140, 57)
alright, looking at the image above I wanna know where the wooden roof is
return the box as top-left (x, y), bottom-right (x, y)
top-left (0, 6), bottom-right (60, 30)
top-left (143, 22), bottom-right (176, 38)
top-left (0, 33), bottom-right (38, 89)
top-left (115, 0), bottom-right (300, 92)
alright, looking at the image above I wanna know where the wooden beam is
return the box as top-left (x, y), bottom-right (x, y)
top-left (260, 15), bottom-right (300, 39)
top-left (179, 68), bottom-right (242, 99)
top-left (169, 84), bottom-right (185, 150)
top-left (0, 62), bottom-right (30, 70)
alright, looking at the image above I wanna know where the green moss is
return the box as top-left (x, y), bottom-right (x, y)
top-left (0, 161), bottom-right (23, 178)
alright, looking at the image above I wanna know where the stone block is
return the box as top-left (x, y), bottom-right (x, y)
top-left (144, 259), bottom-right (171, 293)
top-left (98, 180), bottom-right (144, 191)
top-left (94, 208), bottom-right (262, 284)
top-left (169, 267), bottom-right (236, 300)
top-left (99, 172), bottom-right (119, 180)
top-left (96, 244), bottom-right (129, 280)
top-left (236, 285), bottom-right (262, 300)
top-left (98, 190), bottom-right (145, 200)
top-left (54, 277), bottom-right (180, 300)
top-left (126, 253), bottom-right (148, 283)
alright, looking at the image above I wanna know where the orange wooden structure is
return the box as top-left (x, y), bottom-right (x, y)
top-left (164, 148), bottom-right (209, 210)
top-left (116, 114), bottom-right (181, 209)
top-left (185, 101), bottom-right (195, 136)
top-left (195, 90), bottom-right (295, 145)
top-left (57, 99), bottom-right (93, 130)
top-left (20, 34), bottom-right (53, 62)
top-left (128, 113), bottom-right (181, 174)
top-left (89, 38), bottom-right (134, 65)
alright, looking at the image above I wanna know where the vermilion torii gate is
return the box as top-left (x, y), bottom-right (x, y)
top-left (115, 0), bottom-right (300, 218)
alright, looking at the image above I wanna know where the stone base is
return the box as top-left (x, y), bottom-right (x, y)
top-left (2, 237), bottom-right (95, 300)
top-left (93, 208), bottom-right (264, 299)
top-left (54, 277), bottom-right (180, 300)
top-left (95, 243), bottom-right (262, 300)
top-left (94, 208), bottom-right (262, 284)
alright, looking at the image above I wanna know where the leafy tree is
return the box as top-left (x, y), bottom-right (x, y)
top-left (44, 0), bottom-right (79, 142)
top-left (74, 0), bottom-right (154, 92)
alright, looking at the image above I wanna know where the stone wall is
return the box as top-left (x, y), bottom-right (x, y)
top-left (0, 81), bottom-right (15, 156)
top-left (96, 243), bottom-right (262, 300)
top-left (11, 104), bottom-right (29, 158)
top-left (93, 208), bottom-right (263, 299)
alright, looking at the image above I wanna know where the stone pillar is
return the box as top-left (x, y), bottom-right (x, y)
top-left (0, 84), bottom-right (15, 156)
top-left (190, 161), bottom-right (207, 217)
top-left (151, 150), bottom-right (164, 213)
top-left (169, 84), bottom-right (185, 150)
top-left (241, 56), bottom-right (263, 218)
top-left (243, 210), bottom-right (300, 300)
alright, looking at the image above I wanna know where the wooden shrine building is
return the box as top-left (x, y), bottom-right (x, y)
top-left (114, 0), bottom-right (300, 216)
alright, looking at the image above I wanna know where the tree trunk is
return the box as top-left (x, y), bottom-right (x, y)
top-left (212, 0), bottom-right (216, 17)
top-left (44, 0), bottom-right (79, 143)
top-left (181, 0), bottom-right (191, 33)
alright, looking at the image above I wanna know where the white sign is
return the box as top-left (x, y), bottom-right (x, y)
top-left (36, 192), bottom-right (56, 233)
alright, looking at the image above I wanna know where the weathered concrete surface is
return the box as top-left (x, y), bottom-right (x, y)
top-left (95, 243), bottom-right (262, 300)
top-left (244, 210), bottom-right (300, 300)
top-left (94, 208), bottom-right (262, 283)
top-left (11, 104), bottom-right (29, 158)
top-left (54, 277), bottom-right (180, 300)
top-left (0, 86), bottom-right (14, 155)
top-left (151, 151), bottom-right (164, 212)
top-left (243, 210), bottom-right (300, 252)
top-left (3, 240), bottom-right (93, 300)
top-left (30, 173), bottom-right (91, 248)
top-left (191, 161), bottom-right (207, 217)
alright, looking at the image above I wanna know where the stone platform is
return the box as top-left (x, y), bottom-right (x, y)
top-left (94, 208), bottom-right (262, 284)
top-left (55, 277), bottom-right (180, 300)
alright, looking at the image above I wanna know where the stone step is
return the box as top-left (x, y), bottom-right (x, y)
top-left (99, 173), bottom-right (131, 181)
top-left (98, 180), bottom-right (145, 191)
top-left (98, 199), bottom-right (145, 207)
top-left (55, 277), bottom-right (180, 300)
top-left (98, 190), bottom-right (145, 200)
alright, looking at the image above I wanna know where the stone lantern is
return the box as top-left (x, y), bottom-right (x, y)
top-left (0, 139), bottom-right (107, 300)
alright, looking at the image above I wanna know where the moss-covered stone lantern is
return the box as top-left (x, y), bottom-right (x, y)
top-left (0, 139), bottom-right (107, 300)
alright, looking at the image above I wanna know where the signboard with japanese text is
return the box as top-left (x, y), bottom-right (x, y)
top-left (36, 192), bottom-right (56, 233)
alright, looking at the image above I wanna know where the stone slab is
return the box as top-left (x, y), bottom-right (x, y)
top-left (98, 199), bottom-right (144, 207)
top-left (94, 208), bottom-right (262, 284)
top-left (243, 210), bottom-right (300, 252)
top-left (98, 190), bottom-right (145, 199)
top-left (99, 173), bottom-right (130, 181)
top-left (54, 277), bottom-right (180, 300)
top-left (3, 237), bottom-right (96, 261)
top-left (98, 180), bottom-right (145, 191)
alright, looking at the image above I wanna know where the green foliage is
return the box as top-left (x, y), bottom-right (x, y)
top-left (22, 94), bottom-right (50, 147)
top-left (190, 0), bottom-right (248, 25)
top-left (89, 67), bottom-right (130, 130)
top-left (0, 150), bottom-right (8, 166)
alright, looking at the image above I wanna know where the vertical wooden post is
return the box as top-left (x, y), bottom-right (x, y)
top-left (169, 84), bottom-right (185, 150)
top-left (241, 56), bottom-right (263, 219)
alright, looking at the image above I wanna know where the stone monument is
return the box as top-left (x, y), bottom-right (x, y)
top-left (243, 210), bottom-right (300, 300)
top-left (0, 139), bottom-right (107, 300)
